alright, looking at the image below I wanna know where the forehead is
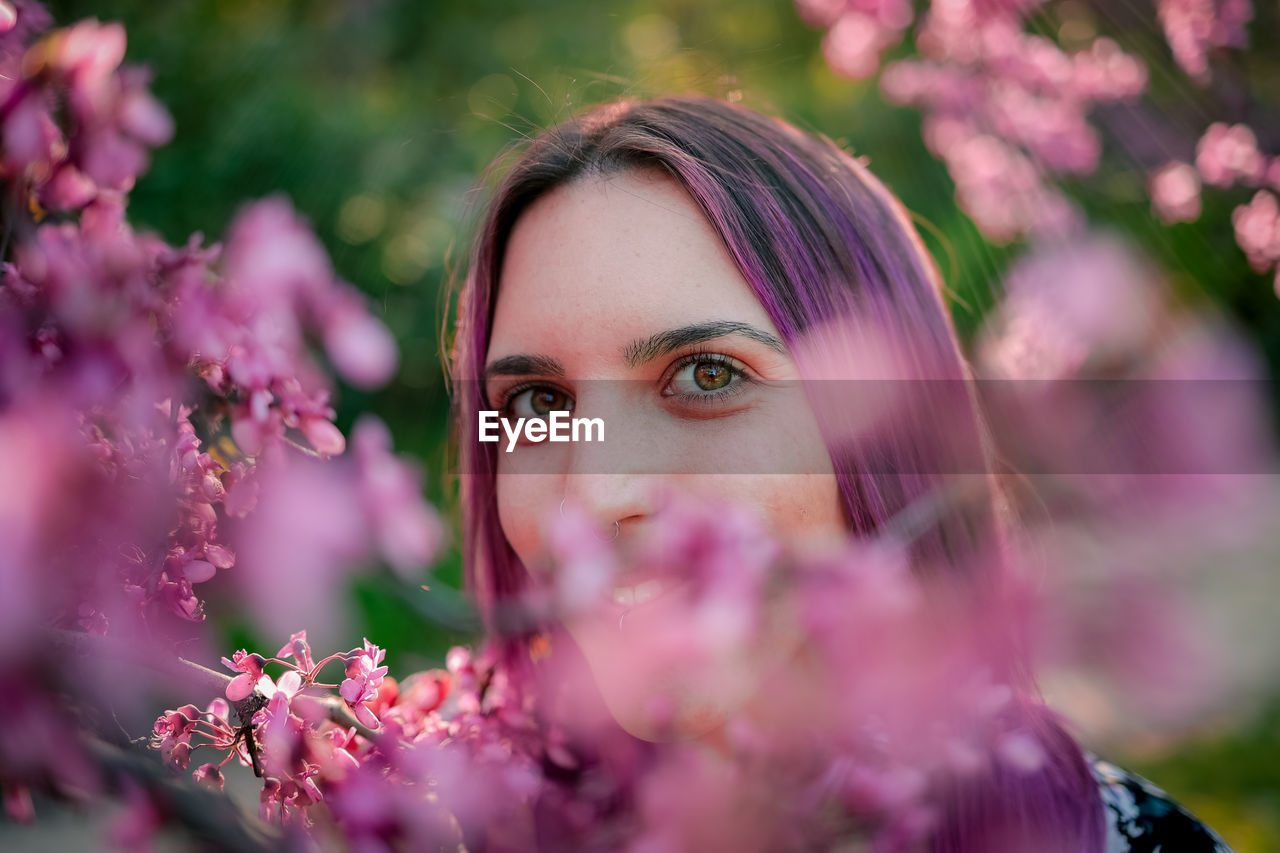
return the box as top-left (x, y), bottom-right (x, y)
top-left (490, 169), bottom-right (778, 369)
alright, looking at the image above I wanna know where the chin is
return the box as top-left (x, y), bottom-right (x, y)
top-left (561, 600), bottom-right (794, 745)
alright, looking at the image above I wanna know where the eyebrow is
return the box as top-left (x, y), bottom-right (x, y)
top-left (483, 354), bottom-right (566, 382)
top-left (623, 321), bottom-right (786, 367)
top-left (482, 321), bottom-right (787, 383)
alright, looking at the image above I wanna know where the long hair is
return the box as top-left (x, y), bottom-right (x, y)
top-left (448, 96), bottom-right (1103, 851)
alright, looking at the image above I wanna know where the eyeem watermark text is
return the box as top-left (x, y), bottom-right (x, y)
top-left (478, 411), bottom-right (605, 452)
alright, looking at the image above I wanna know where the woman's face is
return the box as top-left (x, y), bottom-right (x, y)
top-left (485, 168), bottom-right (848, 736)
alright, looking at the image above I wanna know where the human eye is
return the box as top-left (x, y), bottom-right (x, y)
top-left (661, 352), bottom-right (753, 409)
top-left (499, 384), bottom-right (575, 420)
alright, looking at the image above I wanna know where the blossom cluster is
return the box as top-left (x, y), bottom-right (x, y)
top-left (1151, 122), bottom-right (1280, 295)
top-left (806, 0), bottom-right (1146, 242)
top-left (802, 0), bottom-right (1278, 299)
top-left (153, 629), bottom-right (555, 845)
top-left (0, 0), bottom-right (440, 826)
top-left (0, 0), bottom-right (442, 619)
top-left (149, 445), bottom-right (1279, 850)
top-left (147, 500), bottom-right (1045, 849)
top-left (1156, 0), bottom-right (1253, 84)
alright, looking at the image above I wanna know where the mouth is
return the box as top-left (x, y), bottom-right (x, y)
top-left (611, 578), bottom-right (668, 608)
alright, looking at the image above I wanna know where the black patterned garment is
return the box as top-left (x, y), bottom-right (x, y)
top-left (1091, 756), bottom-right (1235, 852)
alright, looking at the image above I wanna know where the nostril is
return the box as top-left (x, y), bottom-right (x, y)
top-left (560, 497), bottom-right (623, 542)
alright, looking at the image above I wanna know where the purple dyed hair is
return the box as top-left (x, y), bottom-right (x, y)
top-left (448, 96), bottom-right (1103, 851)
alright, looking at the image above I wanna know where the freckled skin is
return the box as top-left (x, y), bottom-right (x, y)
top-left (487, 168), bottom-right (849, 738)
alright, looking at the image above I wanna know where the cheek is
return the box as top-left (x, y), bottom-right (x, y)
top-left (495, 473), bottom-right (561, 574)
top-left (682, 405), bottom-right (846, 544)
top-left (708, 473), bottom-right (847, 544)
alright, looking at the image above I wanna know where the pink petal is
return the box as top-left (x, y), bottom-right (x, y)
top-left (205, 544), bottom-right (235, 569)
top-left (184, 560), bottom-right (215, 583)
top-left (276, 669), bottom-right (302, 697)
top-left (323, 310), bottom-right (397, 389)
top-left (353, 702), bottom-right (380, 730)
top-left (119, 91), bottom-right (174, 146)
top-left (226, 673), bottom-right (254, 702)
top-left (300, 416), bottom-right (346, 456)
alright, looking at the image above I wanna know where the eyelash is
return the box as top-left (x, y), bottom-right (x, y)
top-left (490, 349), bottom-right (755, 417)
top-left (493, 381), bottom-right (572, 418)
top-left (660, 350), bottom-right (753, 408)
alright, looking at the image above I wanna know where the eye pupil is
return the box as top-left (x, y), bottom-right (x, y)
top-left (531, 389), bottom-right (565, 416)
top-left (693, 361), bottom-right (731, 391)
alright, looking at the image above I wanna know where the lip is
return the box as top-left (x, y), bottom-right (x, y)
top-left (611, 578), bottom-right (667, 608)
top-left (605, 576), bottom-right (693, 628)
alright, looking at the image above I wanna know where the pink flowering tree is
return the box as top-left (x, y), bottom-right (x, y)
top-left (0, 0), bottom-right (442, 841)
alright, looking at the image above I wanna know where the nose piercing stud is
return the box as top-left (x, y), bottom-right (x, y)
top-left (560, 498), bottom-right (620, 542)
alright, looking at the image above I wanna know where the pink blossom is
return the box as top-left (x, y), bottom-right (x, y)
top-left (321, 298), bottom-right (398, 389)
top-left (151, 704), bottom-right (202, 770)
top-left (979, 233), bottom-right (1162, 379)
top-left (1196, 122), bottom-right (1266, 188)
top-left (278, 629), bottom-right (317, 674)
top-left (352, 416), bottom-right (443, 576)
top-left (221, 650), bottom-right (267, 701)
top-left (1149, 161), bottom-right (1202, 223)
top-left (340, 639), bottom-right (389, 729)
top-left (231, 453), bottom-right (368, 639)
top-left (822, 12), bottom-right (901, 80)
top-left (222, 196), bottom-right (331, 304)
top-left (1231, 190), bottom-right (1280, 273)
top-left (191, 762), bottom-right (224, 792)
top-left (1, 91), bottom-right (58, 172)
top-left (1157, 0), bottom-right (1253, 83)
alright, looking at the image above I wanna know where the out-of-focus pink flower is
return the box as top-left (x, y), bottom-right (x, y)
top-left (222, 196), bottom-right (331, 302)
top-left (1267, 159), bottom-right (1280, 193)
top-left (301, 414), bottom-right (346, 456)
top-left (1196, 122), bottom-right (1266, 188)
top-left (979, 233), bottom-right (1162, 379)
top-left (118, 89), bottom-right (173, 146)
top-left (822, 12), bottom-right (901, 80)
top-left (322, 299), bottom-right (398, 389)
top-left (1157, 0), bottom-right (1253, 83)
top-left (2, 785), bottom-right (33, 824)
top-left (49, 18), bottom-right (126, 85)
top-left (1149, 161), bottom-right (1202, 223)
top-left (232, 453), bottom-right (368, 643)
top-left (352, 416), bottom-right (443, 576)
top-left (1231, 190), bottom-right (1280, 273)
top-left (109, 783), bottom-right (161, 853)
top-left (40, 164), bottom-right (98, 210)
top-left (1, 91), bottom-right (58, 172)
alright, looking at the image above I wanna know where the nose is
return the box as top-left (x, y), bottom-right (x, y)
top-left (559, 389), bottom-right (664, 538)
top-left (561, 473), bottom-right (654, 541)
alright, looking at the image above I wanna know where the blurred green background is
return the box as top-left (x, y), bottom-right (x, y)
top-left (45, 0), bottom-right (1279, 847)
